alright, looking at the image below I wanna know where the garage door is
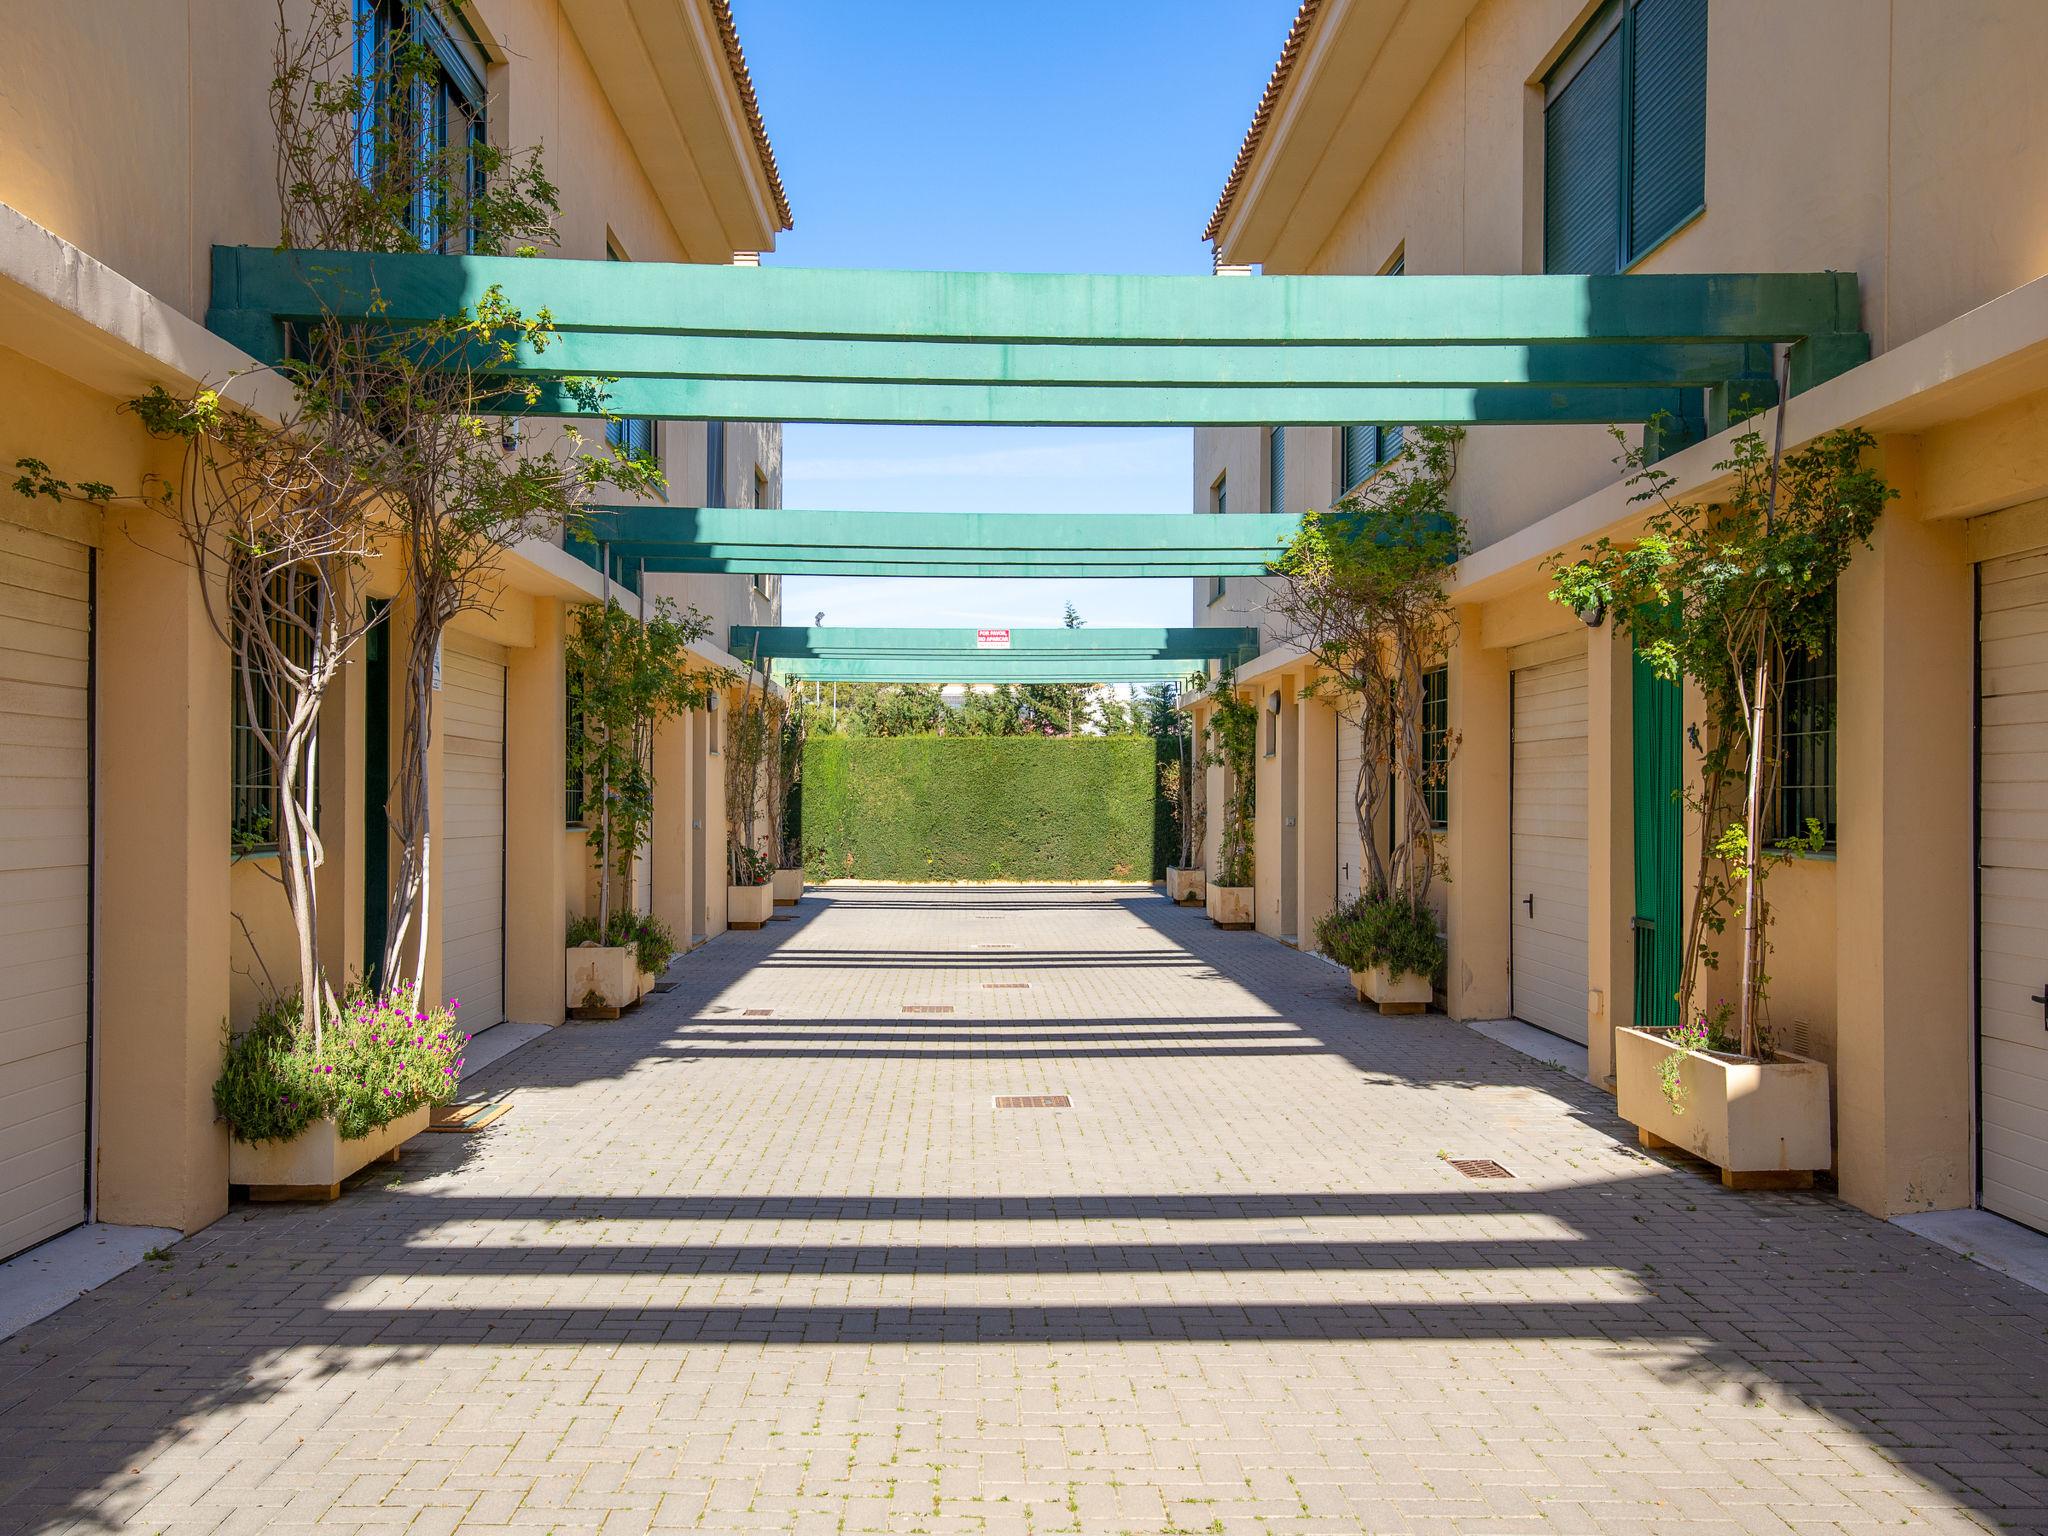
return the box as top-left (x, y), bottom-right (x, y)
top-left (1977, 548), bottom-right (2048, 1232)
top-left (1510, 639), bottom-right (1590, 1043)
top-left (442, 637), bottom-right (505, 1028)
top-left (0, 523), bottom-right (92, 1260)
top-left (1336, 707), bottom-right (1364, 904)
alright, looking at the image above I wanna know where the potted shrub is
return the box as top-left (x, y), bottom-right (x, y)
top-left (729, 843), bottom-right (775, 930)
top-left (1315, 891), bottom-right (1441, 1013)
top-left (1271, 426), bottom-right (1467, 990)
top-left (218, 983), bottom-right (466, 1199)
top-left (565, 913), bottom-right (637, 1015)
top-left (1163, 725), bottom-right (1206, 904)
top-left (768, 689), bottom-right (806, 905)
top-left (1201, 675), bottom-right (1256, 929)
top-left (1550, 418), bottom-right (1893, 1187)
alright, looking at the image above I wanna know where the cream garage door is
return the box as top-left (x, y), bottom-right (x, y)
top-left (442, 637), bottom-right (505, 1028)
top-left (1510, 641), bottom-right (1590, 1043)
top-left (0, 524), bottom-right (92, 1260)
top-left (1977, 548), bottom-right (2048, 1232)
top-left (1336, 708), bottom-right (1364, 904)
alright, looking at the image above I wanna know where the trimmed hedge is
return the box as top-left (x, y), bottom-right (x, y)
top-left (802, 736), bottom-right (1173, 882)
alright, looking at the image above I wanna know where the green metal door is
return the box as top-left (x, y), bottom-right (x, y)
top-left (1631, 646), bottom-right (1682, 1029)
top-left (363, 599), bottom-right (390, 991)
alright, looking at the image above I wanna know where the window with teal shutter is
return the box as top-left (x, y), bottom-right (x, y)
top-left (603, 245), bottom-right (659, 462)
top-left (1267, 426), bottom-right (1286, 512)
top-left (1341, 425), bottom-right (1379, 491)
top-left (1377, 254), bottom-right (1406, 464)
top-left (1544, 0), bottom-right (1706, 275)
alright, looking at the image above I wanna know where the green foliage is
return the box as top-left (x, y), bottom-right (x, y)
top-left (1655, 1006), bottom-right (1737, 1114)
top-left (214, 983), bottom-right (465, 1144)
top-left (1200, 673), bottom-right (1258, 888)
top-left (731, 843), bottom-right (774, 887)
top-left (565, 910), bottom-right (678, 975)
top-left (1313, 891), bottom-right (1446, 981)
top-left (802, 737), bottom-right (1172, 882)
top-left (1270, 425), bottom-right (1466, 908)
top-left (1548, 425), bottom-right (1893, 1054)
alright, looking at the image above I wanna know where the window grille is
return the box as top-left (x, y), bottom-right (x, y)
top-left (1421, 665), bottom-right (1449, 828)
top-left (1776, 594), bottom-right (1837, 847)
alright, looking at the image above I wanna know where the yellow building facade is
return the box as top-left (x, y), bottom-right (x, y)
top-left (1192, 0), bottom-right (2048, 1228)
top-left (0, 0), bottom-right (789, 1258)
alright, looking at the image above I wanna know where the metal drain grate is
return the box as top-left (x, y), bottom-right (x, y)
top-left (742, 1008), bottom-right (773, 1017)
top-left (903, 1004), bottom-right (954, 1014)
top-left (650, 982), bottom-right (679, 995)
top-left (1448, 1158), bottom-right (1514, 1180)
top-left (985, 982), bottom-right (1030, 989)
top-left (995, 1094), bottom-right (1070, 1109)
top-left (971, 943), bottom-right (1017, 950)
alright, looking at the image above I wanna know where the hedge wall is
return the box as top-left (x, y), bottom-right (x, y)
top-left (801, 736), bottom-right (1174, 882)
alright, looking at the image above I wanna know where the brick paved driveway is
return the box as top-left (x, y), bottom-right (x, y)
top-left (4, 886), bottom-right (2047, 1535)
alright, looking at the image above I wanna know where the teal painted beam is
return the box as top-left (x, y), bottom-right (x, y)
top-left (527, 377), bottom-right (1690, 426)
top-left (734, 626), bottom-right (1257, 661)
top-left (582, 508), bottom-right (1301, 553)
top-left (773, 662), bottom-right (1199, 682)
top-left (636, 557), bottom-right (1275, 578)
top-left (212, 248), bottom-right (1861, 347)
top-left (463, 333), bottom-right (1763, 388)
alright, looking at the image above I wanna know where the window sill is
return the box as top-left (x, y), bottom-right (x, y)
top-left (1623, 204), bottom-right (1707, 274)
top-left (231, 848), bottom-right (279, 864)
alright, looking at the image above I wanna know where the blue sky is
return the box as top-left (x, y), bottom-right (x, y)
top-left (731, 0), bottom-right (1299, 631)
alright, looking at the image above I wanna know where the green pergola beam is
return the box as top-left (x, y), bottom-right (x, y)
top-left (773, 661), bottom-right (1198, 683)
top-left (212, 248), bottom-right (1860, 345)
top-left (734, 626), bottom-right (1255, 662)
top-left (583, 508), bottom-right (1299, 553)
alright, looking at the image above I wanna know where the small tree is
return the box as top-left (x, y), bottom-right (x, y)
top-left (1202, 673), bottom-right (1258, 888)
top-left (1548, 423), bottom-right (1892, 1060)
top-left (1269, 425), bottom-right (1468, 912)
top-left (725, 662), bottom-right (779, 884)
top-left (566, 597), bottom-right (727, 933)
top-left (766, 687), bottom-right (808, 869)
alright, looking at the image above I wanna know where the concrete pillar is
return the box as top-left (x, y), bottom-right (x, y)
top-left (94, 506), bottom-right (229, 1233)
top-left (1834, 438), bottom-right (1974, 1216)
top-left (1586, 617), bottom-right (1634, 1088)
top-left (692, 695), bottom-right (728, 941)
top-left (1254, 680), bottom-right (1285, 939)
top-left (1445, 615), bottom-right (1512, 1020)
top-left (504, 597), bottom-right (566, 1025)
top-left (1296, 683), bottom-right (1337, 947)
top-left (652, 706), bottom-right (694, 951)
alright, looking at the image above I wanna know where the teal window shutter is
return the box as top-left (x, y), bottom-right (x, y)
top-left (1381, 423), bottom-right (1405, 462)
top-left (1268, 426), bottom-right (1286, 512)
top-left (1544, 17), bottom-right (1625, 275)
top-left (1342, 425), bottom-right (1378, 490)
top-left (1627, 0), bottom-right (1708, 261)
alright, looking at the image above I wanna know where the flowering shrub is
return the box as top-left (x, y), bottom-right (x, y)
top-left (730, 843), bottom-right (774, 887)
top-left (214, 982), bottom-right (467, 1144)
top-left (1314, 891), bottom-right (1446, 981)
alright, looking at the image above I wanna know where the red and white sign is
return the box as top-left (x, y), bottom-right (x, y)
top-left (976, 628), bottom-right (1012, 650)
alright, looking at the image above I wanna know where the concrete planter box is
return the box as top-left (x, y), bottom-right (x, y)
top-left (1616, 1025), bottom-right (1831, 1189)
top-left (1349, 965), bottom-right (1432, 1014)
top-left (637, 969), bottom-right (658, 999)
top-left (729, 883), bottom-right (774, 929)
top-left (1166, 867), bottom-right (1206, 905)
top-left (230, 1105), bottom-right (429, 1200)
top-left (567, 943), bottom-right (638, 1012)
top-left (1206, 883), bottom-right (1253, 929)
top-left (772, 868), bottom-right (804, 906)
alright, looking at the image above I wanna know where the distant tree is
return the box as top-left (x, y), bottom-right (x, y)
top-left (842, 682), bottom-right (950, 737)
top-left (1137, 683), bottom-right (1179, 738)
top-left (955, 684), bottom-right (1026, 736)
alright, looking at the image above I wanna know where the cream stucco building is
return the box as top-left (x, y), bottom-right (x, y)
top-left (0, 0), bottom-right (789, 1259)
top-left (1189, 0), bottom-right (2048, 1230)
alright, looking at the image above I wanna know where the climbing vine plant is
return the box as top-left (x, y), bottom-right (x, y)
top-left (1549, 423), bottom-right (1893, 1068)
top-left (1202, 673), bottom-right (1258, 889)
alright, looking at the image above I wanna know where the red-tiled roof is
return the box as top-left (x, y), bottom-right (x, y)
top-left (1202, 0), bottom-right (1325, 244)
top-left (709, 0), bottom-right (793, 231)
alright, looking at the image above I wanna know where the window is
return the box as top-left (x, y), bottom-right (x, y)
top-left (356, 0), bottom-right (489, 253)
top-left (1344, 254), bottom-right (1407, 488)
top-left (1420, 665), bottom-right (1449, 829)
top-left (751, 465), bottom-right (771, 596)
top-left (603, 244), bottom-right (658, 463)
top-left (705, 420), bottom-right (728, 506)
top-left (1267, 426), bottom-right (1286, 512)
top-left (1544, 0), bottom-right (1708, 275)
top-left (1776, 593), bottom-right (1836, 847)
top-left (231, 568), bottom-right (322, 854)
top-left (1207, 475), bottom-right (1228, 605)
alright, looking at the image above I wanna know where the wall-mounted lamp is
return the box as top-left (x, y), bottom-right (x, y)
top-left (1266, 690), bottom-right (1282, 714)
top-left (1575, 599), bottom-right (1607, 629)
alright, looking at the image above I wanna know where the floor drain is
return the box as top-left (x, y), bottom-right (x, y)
top-left (995, 1094), bottom-right (1070, 1109)
top-left (1448, 1158), bottom-right (1514, 1180)
top-left (985, 982), bottom-right (1030, 989)
top-left (650, 982), bottom-right (679, 995)
top-left (742, 1008), bottom-right (773, 1017)
top-left (971, 943), bottom-right (1017, 950)
top-left (904, 1004), bottom-right (954, 1014)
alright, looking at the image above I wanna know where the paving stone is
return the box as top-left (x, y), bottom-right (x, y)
top-left (0, 886), bottom-right (2043, 1533)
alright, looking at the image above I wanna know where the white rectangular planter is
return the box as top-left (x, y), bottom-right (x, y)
top-left (1206, 884), bottom-right (1253, 929)
top-left (1616, 1025), bottom-right (1831, 1188)
top-left (772, 868), bottom-right (804, 906)
top-left (729, 883), bottom-right (774, 929)
top-left (1165, 867), bottom-right (1205, 905)
top-left (230, 1105), bottom-right (429, 1200)
top-left (1349, 965), bottom-right (1432, 1014)
top-left (567, 943), bottom-right (638, 1011)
